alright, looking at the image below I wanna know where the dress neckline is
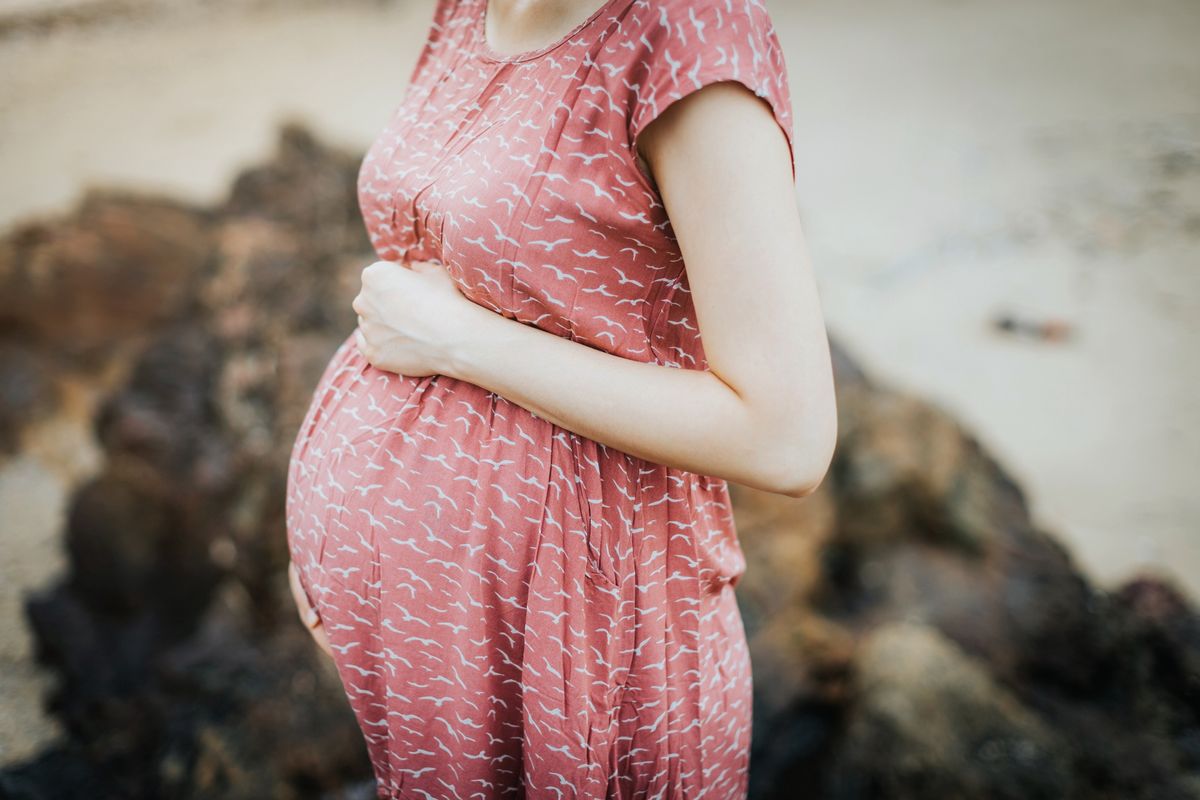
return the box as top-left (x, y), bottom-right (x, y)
top-left (472, 0), bottom-right (628, 64)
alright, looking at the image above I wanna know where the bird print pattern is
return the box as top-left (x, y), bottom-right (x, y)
top-left (285, 0), bottom-right (795, 797)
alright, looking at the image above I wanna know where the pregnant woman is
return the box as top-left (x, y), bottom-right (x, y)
top-left (285, 0), bottom-right (837, 796)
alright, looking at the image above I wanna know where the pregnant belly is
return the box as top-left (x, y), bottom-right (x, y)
top-left (283, 327), bottom-right (628, 597)
top-left (284, 328), bottom-right (744, 612)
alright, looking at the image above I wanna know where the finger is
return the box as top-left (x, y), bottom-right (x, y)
top-left (287, 561), bottom-right (306, 610)
top-left (366, 259), bottom-right (405, 278)
top-left (287, 561), bottom-right (321, 628)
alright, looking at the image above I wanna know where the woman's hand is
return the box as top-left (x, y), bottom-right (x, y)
top-left (288, 560), bottom-right (333, 659)
top-left (352, 259), bottom-right (487, 378)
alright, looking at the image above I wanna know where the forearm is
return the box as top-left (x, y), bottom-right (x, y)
top-left (444, 305), bottom-right (795, 495)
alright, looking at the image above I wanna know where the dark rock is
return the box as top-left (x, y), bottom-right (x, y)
top-left (4, 122), bottom-right (376, 798)
top-left (0, 340), bottom-right (61, 454)
top-left (222, 120), bottom-right (369, 262)
top-left (0, 190), bottom-right (212, 364)
top-left (738, 356), bottom-right (1200, 799)
top-left (826, 621), bottom-right (1073, 800)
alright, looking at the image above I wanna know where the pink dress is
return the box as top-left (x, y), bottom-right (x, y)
top-left (285, 0), bottom-right (795, 796)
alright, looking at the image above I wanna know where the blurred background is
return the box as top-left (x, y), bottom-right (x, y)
top-left (0, 0), bottom-right (1197, 797)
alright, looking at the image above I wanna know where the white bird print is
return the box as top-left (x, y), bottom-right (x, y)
top-left (580, 283), bottom-right (619, 298)
top-left (571, 247), bottom-right (609, 260)
top-left (529, 237), bottom-right (572, 252)
top-left (580, 178), bottom-right (615, 202)
top-left (358, 508), bottom-right (388, 530)
top-left (568, 151), bottom-right (609, 166)
top-left (596, 315), bottom-right (629, 333)
top-left (381, 495), bottom-right (417, 512)
top-left (612, 267), bottom-right (646, 287)
top-left (531, 170), bottom-right (568, 184)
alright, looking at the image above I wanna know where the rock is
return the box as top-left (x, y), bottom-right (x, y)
top-left (826, 621), bottom-right (1072, 800)
top-left (0, 341), bottom-right (61, 454)
top-left (0, 190), bottom-right (212, 364)
top-left (3, 122), bottom-right (376, 798)
top-left (741, 340), bottom-right (1200, 799)
top-left (16, 573), bottom-right (372, 800)
top-left (221, 121), bottom-right (368, 261)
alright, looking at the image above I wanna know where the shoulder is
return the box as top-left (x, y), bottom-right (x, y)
top-left (612, 0), bottom-right (789, 114)
top-left (615, 0), bottom-right (782, 55)
top-left (613, 0), bottom-right (795, 182)
top-left (406, 0), bottom-right (480, 86)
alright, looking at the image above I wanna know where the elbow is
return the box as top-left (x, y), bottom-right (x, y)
top-left (758, 418), bottom-right (838, 499)
top-left (778, 476), bottom-right (822, 499)
top-left (770, 458), bottom-right (829, 499)
top-left (734, 376), bottom-right (839, 498)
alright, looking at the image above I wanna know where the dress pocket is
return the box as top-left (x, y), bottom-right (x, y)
top-left (567, 436), bottom-right (620, 591)
top-left (577, 486), bottom-right (616, 590)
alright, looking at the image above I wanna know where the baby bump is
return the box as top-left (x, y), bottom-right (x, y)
top-left (284, 343), bottom-right (617, 603)
top-left (283, 369), bottom-right (638, 708)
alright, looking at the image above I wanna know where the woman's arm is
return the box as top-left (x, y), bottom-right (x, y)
top-left (441, 81), bottom-right (837, 498)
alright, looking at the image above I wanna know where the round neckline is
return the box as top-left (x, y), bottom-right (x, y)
top-left (473, 0), bottom-right (626, 64)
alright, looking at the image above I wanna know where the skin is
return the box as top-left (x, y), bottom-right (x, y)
top-left (289, 560), bottom-right (333, 658)
top-left (483, 0), bottom-right (618, 58)
top-left (290, 0), bottom-right (838, 654)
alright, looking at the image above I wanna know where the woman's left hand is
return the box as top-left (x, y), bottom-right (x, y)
top-left (352, 259), bottom-right (484, 378)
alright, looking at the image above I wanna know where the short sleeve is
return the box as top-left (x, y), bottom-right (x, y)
top-left (406, 0), bottom-right (467, 88)
top-left (624, 0), bottom-right (797, 186)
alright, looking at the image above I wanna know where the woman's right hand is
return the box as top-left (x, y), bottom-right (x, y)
top-left (288, 560), bottom-right (333, 659)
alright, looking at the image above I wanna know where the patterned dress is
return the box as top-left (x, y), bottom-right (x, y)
top-left (285, 0), bottom-right (795, 796)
